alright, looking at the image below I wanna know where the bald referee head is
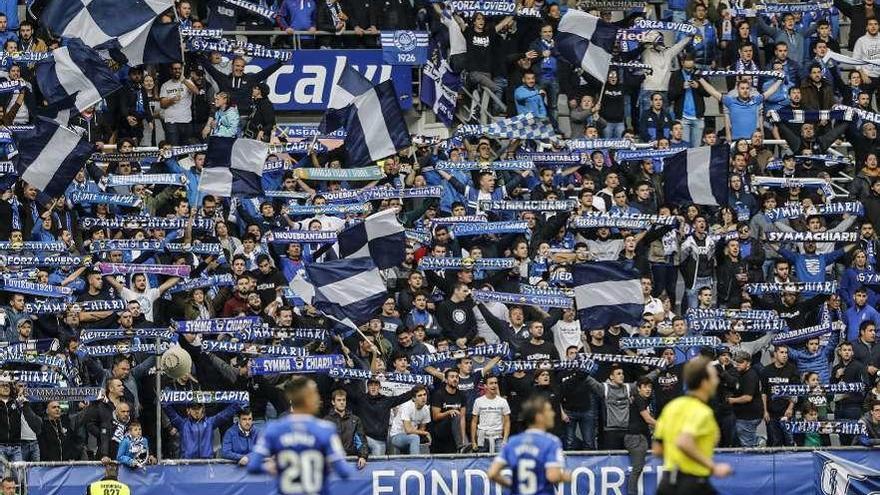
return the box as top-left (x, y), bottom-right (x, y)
top-left (652, 356), bottom-right (732, 495)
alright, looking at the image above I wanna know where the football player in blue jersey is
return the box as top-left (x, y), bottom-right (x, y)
top-left (487, 395), bottom-right (571, 495)
top-left (246, 376), bottom-right (355, 495)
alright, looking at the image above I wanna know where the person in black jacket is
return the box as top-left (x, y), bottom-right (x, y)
top-left (373, 0), bottom-right (415, 29)
top-left (37, 401), bottom-right (83, 461)
top-left (668, 55), bottom-right (708, 147)
top-left (0, 376), bottom-right (29, 461)
top-left (833, 341), bottom-right (866, 445)
top-left (324, 389), bottom-right (368, 469)
top-left (560, 345), bottom-right (595, 449)
top-left (716, 238), bottom-right (748, 308)
top-left (345, 0), bottom-right (380, 48)
top-left (712, 349), bottom-right (741, 447)
top-left (244, 83), bottom-right (275, 142)
top-left (345, 378), bottom-right (414, 456)
top-left (117, 66), bottom-right (153, 144)
top-left (199, 56), bottom-right (284, 129)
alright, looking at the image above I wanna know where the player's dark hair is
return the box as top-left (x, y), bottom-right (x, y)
top-left (520, 396), bottom-right (549, 426)
top-left (284, 375), bottom-right (316, 407)
top-left (683, 356), bottom-right (713, 390)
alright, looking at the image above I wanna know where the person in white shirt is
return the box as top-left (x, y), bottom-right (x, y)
top-left (854, 18), bottom-right (880, 80)
top-left (388, 385), bottom-right (431, 454)
top-left (470, 375), bottom-right (510, 453)
top-left (104, 273), bottom-right (180, 323)
top-left (159, 62), bottom-right (199, 145)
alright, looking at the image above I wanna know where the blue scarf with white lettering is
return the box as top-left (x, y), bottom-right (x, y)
top-left (409, 343), bottom-right (510, 369)
top-left (619, 336), bottom-right (721, 349)
top-left (160, 389), bottom-right (250, 404)
top-left (471, 289), bottom-right (572, 308)
top-left (328, 367), bottom-right (433, 385)
top-left (249, 355), bottom-right (347, 375)
top-left (782, 421), bottom-right (866, 435)
top-left (450, 221), bottom-right (529, 237)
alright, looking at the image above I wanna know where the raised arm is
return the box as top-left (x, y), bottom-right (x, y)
top-left (698, 77), bottom-right (724, 101)
top-left (761, 79), bottom-right (784, 100)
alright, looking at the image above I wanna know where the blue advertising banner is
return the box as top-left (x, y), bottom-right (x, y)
top-left (25, 450), bottom-right (880, 495)
top-left (246, 50), bottom-right (412, 111)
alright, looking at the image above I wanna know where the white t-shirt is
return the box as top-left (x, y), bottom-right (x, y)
top-left (120, 287), bottom-right (161, 322)
top-left (551, 319), bottom-right (583, 358)
top-left (388, 400), bottom-right (431, 438)
top-left (472, 395), bottom-right (510, 434)
top-left (159, 79), bottom-right (193, 123)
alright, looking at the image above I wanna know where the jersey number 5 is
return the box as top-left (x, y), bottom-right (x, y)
top-left (278, 450), bottom-right (324, 494)
top-left (517, 459), bottom-right (538, 495)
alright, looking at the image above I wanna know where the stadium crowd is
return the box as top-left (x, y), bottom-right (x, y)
top-left (0, 3), bottom-right (879, 495)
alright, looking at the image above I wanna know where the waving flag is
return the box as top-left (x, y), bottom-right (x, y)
top-left (199, 136), bottom-right (269, 197)
top-left (41, 0), bottom-right (174, 51)
top-left (556, 9), bottom-right (617, 82)
top-left (663, 145), bottom-right (730, 207)
top-left (114, 18), bottom-right (182, 65)
top-left (340, 81), bottom-right (412, 166)
top-left (320, 64), bottom-right (373, 134)
top-left (36, 39), bottom-right (122, 112)
top-left (572, 261), bottom-right (644, 330)
top-left (304, 257), bottom-right (388, 330)
top-left (335, 208), bottom-right (405, 269)
top-left (14, 117), bottom-right (93, 197)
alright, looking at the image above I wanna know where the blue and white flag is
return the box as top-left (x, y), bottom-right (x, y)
top-left (455, 113), bottom-right (555, 140)
top-left (420, 54), bottom-right (460, 126)
top-left (663, 145), bottom-right (729, 207)
top-left (573, 261), bottom-right (643, 330)
top-left (36, 39), bottom-right (122, 112)
top-left (41, 0), bottom-right (175, 60)
top-left (320, 64), bottom-right (373, 134)
top-left (381, 30), bottom-right (429, 65)
top-left (556, 9), bottom-right (617, 83)
top-left (335, 207), bottom-right (405, 270)
top-left (340, 79), bottom-right (412, 166)
top-left (199, 136), bottom-right (269, 197)
top-left (13, 117), bottom-right (93, 197)
top-left (814, 451), bottom-right (880, 495)
top-left (305, 257), bottom-right (389, 330)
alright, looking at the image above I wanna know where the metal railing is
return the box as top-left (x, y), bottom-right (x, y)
top-left (219, 29), bottom-right (379, 50)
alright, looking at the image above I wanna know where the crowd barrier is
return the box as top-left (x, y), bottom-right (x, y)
top-left (18, 447), bottom-right (878, 495)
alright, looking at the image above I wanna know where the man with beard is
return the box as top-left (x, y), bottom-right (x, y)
top-left (222, 276), bottom-right (251, 317)
top-left (430, 368), bottom-right (468, 453)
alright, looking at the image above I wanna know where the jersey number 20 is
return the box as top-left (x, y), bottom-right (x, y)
top-left (278, 450), bottom-right (324, 494)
